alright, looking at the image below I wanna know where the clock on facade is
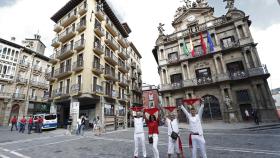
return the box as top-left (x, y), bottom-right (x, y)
top-left (187, 15), bottom-right (196, 22)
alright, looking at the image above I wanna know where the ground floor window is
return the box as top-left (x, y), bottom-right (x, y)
top-left (118, 105), bottom-right (125, 116)
top-left (104, 104), bottom-right (114, 116)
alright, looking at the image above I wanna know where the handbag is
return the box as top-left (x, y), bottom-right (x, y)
top-left (170, 121), bottom-right (179, 140)
top-left (148, 136), bottom-right (153, 144)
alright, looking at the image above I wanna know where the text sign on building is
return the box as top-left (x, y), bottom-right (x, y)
top-left (70, 102), bottom-right (80, 114)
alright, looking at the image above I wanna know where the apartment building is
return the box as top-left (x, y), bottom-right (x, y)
top-left (0, 36), bottom-right (50, 126)
top-left (153, 0), bottom-right (278, 123)
top-left (49, 0), bottom-right (142, 130)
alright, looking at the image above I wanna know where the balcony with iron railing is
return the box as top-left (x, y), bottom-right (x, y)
top-left (57, 44), bottom-right (75, 60)
top-left (93, 42), bottom-right (105, 56)
top-left (118, 93), bottom-right (128, 102)
top-left (33, 65), bottom-right (42, 74)
top-left (29, 96), bottom-right (43, 102)
top-left (105, 33), bottom-right (119, 51)
top-left (118, 47), bottom-right (129, 60)
top-left (72, 60), bottom-right (84, 72)
top-left (76, 20), bottom-right (86, 33)
top-left (137, 67), bottom-right (142, 75)
top-left (104, 90), bottom-right (118, 98)
top-left (131, 61), bottom-right (136, 69)
top-left (19, 59), bottom-right (30, 68)
top-left (131, 72), bottom-right (137, 80)
top-left (45, 71), bottom-right (56, 81)
top-left (49, 53), bottom-right (59, 64)
top-left (78, 3), bottom-right (87, 15)
top-left (94, 21), bottom-right (105, 37)
top-left (12, 93), bottom-right (25, 100)
top-left (104, 50), bottom-right (118, 66)
top-left (92, 62), bottom-right (104, 75)
top-left (0, 74), bottom-right (14, 81)
top-left (54, 65), bottom-right (72, 79)
top-left (53, 22), bottom-right (63, 33)
top-left (0, 91), bottom-right (11, 99)
top-left (16, 77), bottom-right (27, 85)
top-left (167, 56), bottom-right (180, 65)
top-left (58, 26), bottom-right (77, 43)
top-left (53, 87), bottom-right (70, 99)
top-left (71, 84), bottom-right (82, 94)
top-left (74, 39), bottom-right (85, 52)
top-left (118, 61), bottom-right (129, 73)
top-left (105, 18), bottom-right (118, 37)
top-left (30, 80), bottom-right (49, 89)
top-left (117, 34), bottom-right (129, 48)
top-left (118, 77), bottom-right (128, 87)
top-left (92, 84), bottom-right (103, 95)
top-left (60, 9), bottom-right (78, 27)
top-left (104, 67), bottom-right (118, 81)
top-left (132, 84), bottom-right (142, 93)
top-left (51, 37), bottom-right (60, 48)
top-left (95, 4), bottom-right (105, 21)
top-left (160, 65), bottom-right (269, 92)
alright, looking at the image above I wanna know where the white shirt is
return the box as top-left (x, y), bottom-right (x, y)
top-left (245, 110), bottom-right (249, 117)
top-left (166, 118), bottom-right (179, 136)
top-left (181, 104), bottom-right (204, 135)
top-left (134, 117), bottom-right (144, 134)
top-left (77, 118), bottom-right (81, 125)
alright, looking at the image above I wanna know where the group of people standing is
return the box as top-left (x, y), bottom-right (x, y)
top-left (133, 100), bottom-right (207, 158)
top-left (10, 115), bottom-right (43, 134)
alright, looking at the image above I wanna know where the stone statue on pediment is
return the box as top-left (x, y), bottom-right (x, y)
top-left (157, 23), bottom-right (165, 35)
top-left (196, 0), bottom-right (209, 7)
top-left (223, 0), bottom-right (236, 10)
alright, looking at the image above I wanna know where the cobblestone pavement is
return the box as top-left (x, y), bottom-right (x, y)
top-left (0, 126), bottom-right (280, 158)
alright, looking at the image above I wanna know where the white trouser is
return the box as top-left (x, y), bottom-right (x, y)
top-left (134, 133), bottom-right (147, 157)
top-left (191, 135), bottom-right (207, 158)
top-left (152, 134), bottom-right (159, 158)
top-left (168, 136), bottom-right (180, 154)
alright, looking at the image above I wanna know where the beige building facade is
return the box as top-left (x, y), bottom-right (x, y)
top-left (48, 0), bottom-right (142, 130)
top-left (0, 36), bottom-right (50, 126)
top-left (153, 1), bottom-right (278, 123)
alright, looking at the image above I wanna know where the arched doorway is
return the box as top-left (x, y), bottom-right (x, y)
top-left (9, 104), bottom-right (20, 122)
top-left (202, 95), bottom-right (222, 120)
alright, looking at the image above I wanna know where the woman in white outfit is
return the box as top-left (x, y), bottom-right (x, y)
top-left (134, 112), bottom-right (147, 158)
top-left (180, 101), bottom-right (207, 158)
top-left (166, 114), bottom-right (181, 158)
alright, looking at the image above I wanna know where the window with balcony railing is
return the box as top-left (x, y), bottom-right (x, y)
top-left (168, 52), bottom-right (179, 63)
top-left (195, 68), bottom-right (213, 85)
top-left (226, 61), bottom-right (247, 79)
top-left (221, 36), bottom-right (236, 49)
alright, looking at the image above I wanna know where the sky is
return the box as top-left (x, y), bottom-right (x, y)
top-left (0, 0), bottom-right (279, 89)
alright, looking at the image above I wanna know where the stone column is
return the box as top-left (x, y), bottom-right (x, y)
top-left (213, 57), bottom-right (220, 74)
top-left (181, 63), bottom-right (186, 80)
top-left (165, 67), bottom-right (170, 84)
top-left (220, 55), bottom-right (227, 73)
top-left (185, 62), bottom-right (190, 79)
top-left (251, 84), bottom-right (261, 109)
top-left (70, 97), bottom-right (80, 132)
top-left (160, 69), bottom-right (164, 84)
top-left (249, 47), bottom-right (258, 68)
top-left (3, 101), bottom-right (12, 126)
top-left (260, 84), bottom-right (272, 108)
top-left (243, 50), bottom-right (250, 69)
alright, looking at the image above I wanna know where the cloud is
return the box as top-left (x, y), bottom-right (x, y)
top-left (0, 0), bottom-right (19, 7)
top-left (251, 23), bottom-right (280, 89)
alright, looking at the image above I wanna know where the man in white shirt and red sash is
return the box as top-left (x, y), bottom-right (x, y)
top-left (131, 107), bottom-right (147, 158)
top-left (180, 99), bottom-right (207, 158)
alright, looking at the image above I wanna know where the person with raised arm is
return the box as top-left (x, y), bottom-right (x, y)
top-left (144, 108), bottom-right (160, 158)
top-left (133, 111), bottom-right (147, 158)
top-left (180, 99), bottom-right (207, 158)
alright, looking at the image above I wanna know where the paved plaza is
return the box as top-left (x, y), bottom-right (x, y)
top-left (0, 124), bottom-right (280, 158)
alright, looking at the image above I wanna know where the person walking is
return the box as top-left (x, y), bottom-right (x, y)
top-left (80, 116), bottom-right (86, 136)
top-left (144, 111), bottom-right (160, 158)
top-left (133, 111), bottom-right (147, 158)
top-left (94, 116), bottom-right (101, 136)
top-left (28, 115), bottom-right (33, 134)
top-left (10, 116), bottom-right (18, 131)
top-left (19, 116), bottom-right (27, 133)
top-left (34, 116), bottom-right (39, 133)
top-left (166, 114), bottom-right (181, 158)
top-left (244, 109), bottom-right (250, 121)
top-left (180, 99), bottom-right (207, 158)
top-left (252, 109), bottom-right (259, 125)
top-left (38, 116), bottom-right (43, 133)
top-left (76, 116), bottom-right (82, 135)
top-left (66, 116), bottom-right (73, 135)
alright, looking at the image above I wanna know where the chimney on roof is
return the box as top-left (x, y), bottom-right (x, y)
top-left (34, 34), bottom-right (41, 40)
top-left (11, 37), bottom-right (16, 41)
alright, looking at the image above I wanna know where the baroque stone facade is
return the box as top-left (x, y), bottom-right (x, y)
top-left (152, 1), bottom-right (278, 123)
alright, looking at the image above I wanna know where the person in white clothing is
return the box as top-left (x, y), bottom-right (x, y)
top-left (134, 112), bottom-right (147, 158)
top-left (166, 114), bottom-right (181, 158)
top-left (180, 100), bottom-right (207, 158)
